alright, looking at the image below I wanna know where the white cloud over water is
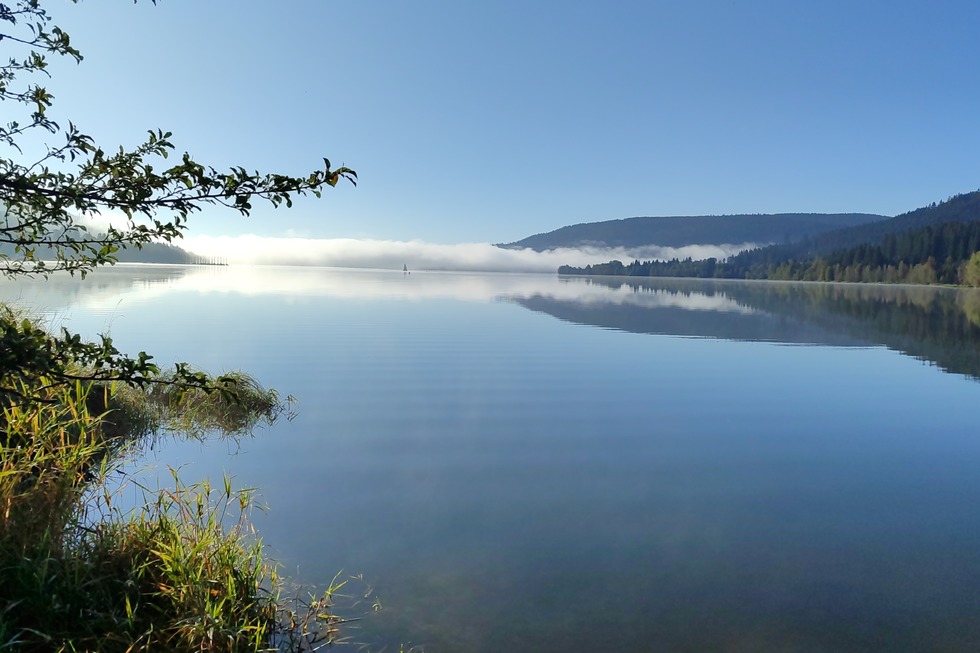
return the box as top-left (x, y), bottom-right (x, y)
top-left (179, 235), bottom-right (761, 273)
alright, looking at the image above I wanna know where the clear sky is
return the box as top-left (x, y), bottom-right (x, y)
top-left (37, 0), bottom-right (980, 249)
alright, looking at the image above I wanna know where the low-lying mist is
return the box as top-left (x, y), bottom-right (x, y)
top-left (180, 235), bottom-right (761, 273)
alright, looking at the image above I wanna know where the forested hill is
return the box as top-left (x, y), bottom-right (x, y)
top-left (497, 212), bottom-right (885, 251)
top-left (0, 235), bottom-right (205, 265)
top-left (731, 190), bottom-right (980, 265)
top-left (559, 191), bottom-right (980, 286)
top-left (111, 240), bottom-right (202, 264)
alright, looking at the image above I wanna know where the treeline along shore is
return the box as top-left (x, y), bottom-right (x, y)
top-left (557, 192), bottom-right (980, 286)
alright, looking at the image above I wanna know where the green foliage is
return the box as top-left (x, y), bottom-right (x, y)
top-left (0, 391), bottom-right (276, 652)
top-left (961, 251), bottom-right (980, 287)
top-left (0, 332), bottom-right (349, 651)
top-left (75, 476), bottom-right (276, 653)
top-left (0, 380), bottom-right (106, 557)
top-left (0, 303), bottom-right (280, 414)
top-left (0, 0), bottom-right (354, 401)
top-left (0, 2), bottom-right (364, 649)
top-left (0, 0), bottom-right (355, 278)
top-left (107, 370), bottom-right (287, 441)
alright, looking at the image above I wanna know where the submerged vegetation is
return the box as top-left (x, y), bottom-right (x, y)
top-left (0, 1), bottom-right (359, 649)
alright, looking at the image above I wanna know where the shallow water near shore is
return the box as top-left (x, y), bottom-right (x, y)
top-left (4, 265), bottom-right (980, 652)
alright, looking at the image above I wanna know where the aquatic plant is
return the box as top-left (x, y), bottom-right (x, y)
top-left (0, 329), bottom-right (348, 652)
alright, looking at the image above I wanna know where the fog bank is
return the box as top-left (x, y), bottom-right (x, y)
top-left (180, 235), bottom-right (760, 273)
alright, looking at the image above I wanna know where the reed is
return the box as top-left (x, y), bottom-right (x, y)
top-left (0, 355), bottom-right (341, 651)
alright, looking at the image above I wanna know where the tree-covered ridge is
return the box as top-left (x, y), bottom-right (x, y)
top-left (111, 240), bottom-right (199, 264)
top-left (726, 190), bottom-right (980, 267)
top-left (499, 212), bottom-right (885, 251)
top-left (0, 232), bottom-right (204, 264)
top-left (559, 192), bottom-right (980, 286)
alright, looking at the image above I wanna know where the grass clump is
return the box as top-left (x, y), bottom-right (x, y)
top-left (98, 370), bottom-right (289, 443)
top-left (0, 348), bottom-right (345, 651)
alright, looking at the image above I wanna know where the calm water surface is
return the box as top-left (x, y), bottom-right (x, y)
top-left (4, 265), bottom-right (980, 652)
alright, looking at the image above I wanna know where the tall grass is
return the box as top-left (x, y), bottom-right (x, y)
top-left (0, 370), bottom-right (348, 652)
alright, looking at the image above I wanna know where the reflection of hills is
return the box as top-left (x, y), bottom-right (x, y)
top-left (0, 264), bottom-right (190, 312)
top-left (515, 294), bottom-right (866, 346)
top-left (514, 279), bottom-right (870, 346)
top-left (741, 281), bottom-right (980, 382)
top-left (514, 277), bottom-right (980, 381)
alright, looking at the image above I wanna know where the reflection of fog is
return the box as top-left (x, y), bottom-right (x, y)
top-left (522, 277), bottom-right (756, 314)
top-left (5, 265), bottom-right (980, 381)
top-left (4, 262), bottom-right (977, 319)
top-left (0, 264), bottom-right (190, 315)
top-left (0, 264), bottom-right (753, 313)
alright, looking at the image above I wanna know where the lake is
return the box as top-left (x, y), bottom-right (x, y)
top-left (4, 265), bottom-right (980, 652)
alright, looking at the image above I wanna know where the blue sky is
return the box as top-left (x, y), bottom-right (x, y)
top-left (39, 0), bottom-right (980, 249)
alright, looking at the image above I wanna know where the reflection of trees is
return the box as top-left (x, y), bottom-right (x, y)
top-left (520, 277), bottom-right (980, 382)
top-left (0, 265), bottom-right (189, 311)
top-left (958, 291), bottom-right (980, 329)
top-left (721, 282), bottom-right (980, 382)
top-left (515, 278), bottom-right (869, 346)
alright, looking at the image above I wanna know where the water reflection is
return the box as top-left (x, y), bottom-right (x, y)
top-left (528, 277), bottom-right (980, 381)
top-left (0, 264), bottom-right (189, 314)
top-left (4, 265), bottom-right (980, 381)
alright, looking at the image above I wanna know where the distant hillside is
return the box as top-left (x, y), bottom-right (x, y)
top-left (559, 191), bottom-right (980, 286)
top-left (0, 235), bottom-right (205, 265)
top-left (498, 212), bottom-right (886, 251)
top-left (113, 240), bottom-right (201, 264)
top-left (732, 191), bottom-right (980, 266)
